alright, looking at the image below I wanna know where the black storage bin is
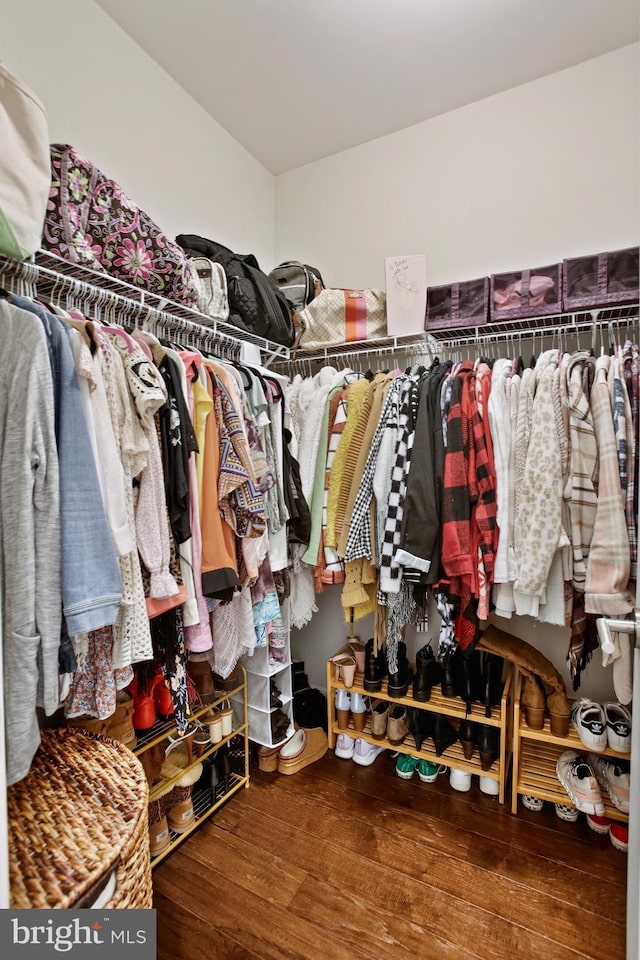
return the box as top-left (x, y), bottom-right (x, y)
top-left (425, 277), bottom-right (489, 331)
top-left (563, 247), bottom-right (639, 311)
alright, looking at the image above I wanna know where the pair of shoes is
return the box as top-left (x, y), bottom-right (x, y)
top-left (556, 750), bottom-right (605, 815)
top-left (387, 642), bottom-right (414, 698)
top-left (411, 711), bottom-right (458, 755)
top-left (334, 733), bottom-right (386, 766)
top-left (448, 768), bottom-right (498, 795)
top-left (588, 753), bottom-right (630, 813)
top-left (370, 700), bottom-right (410, 745)
top-left (585, 814), bottom-right (629, 851)
top-left (521, 794), bottom-right (544, 812)
top-left (276, 726), bottom-right (328, 775)
top-left (522, 675), bottom-right (572, 737)
top-left (346, 637), bottom-right (366, 673)
top-left (331, 653), bottom-right (357, 688)
top-left (412, 646), bottom-right (442, 702)
top-left (396, 754), bottom-right (446, 782)
top-left (335, 689), bottom-right (368, 732)
top-left (572, 700), bottom-right (632, 753)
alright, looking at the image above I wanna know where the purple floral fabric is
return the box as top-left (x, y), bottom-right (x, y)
top-left (43, 145), bottom-right (199, 306)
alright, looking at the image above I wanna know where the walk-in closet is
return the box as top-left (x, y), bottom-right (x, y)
top-left (0, 3), bottom-right (638, 959)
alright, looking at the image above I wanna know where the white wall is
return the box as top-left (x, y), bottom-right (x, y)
top-left (286, 45), bottom-right (639, 699)
top-left (276, 44), bottom-right (639, 290)
top-left (2, 0), bottom-right (275, 266)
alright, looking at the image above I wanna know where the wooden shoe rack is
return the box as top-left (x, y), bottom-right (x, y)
top-left (327, 653), bottom-right (514, 803)
top-left (511, 670), bottom-right (629, 822)
top-left (134, 664), bottom-right (250, 868)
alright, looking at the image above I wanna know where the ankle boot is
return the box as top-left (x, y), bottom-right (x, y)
top-left (458, 720), bottom-right (477, 760)
top-left (364, 638), bottom-right (384, 692)
top-left (477, 725), bottom-right (500, 771)
top-left (482, 653), bottom-right (504, 718)
top-left (412, 709), bottom-right (435, 751)
top-left (107, 690), bottom-right (137, 748)
top-left (388, 642), bottom-right (413, 698)
top-left (432, 714), bottom-right (458, 757)
top-left (545, 685), bottom-right (571, 737)
top-left (440, 653), bottom-right (458, 698)
top-left (412, 646), bottom-right (442, 702)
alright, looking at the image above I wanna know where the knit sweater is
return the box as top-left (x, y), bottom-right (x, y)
top-left (585, 357), bottom-right (633, 615)
top-left (326, 378), bottom-right (369, 549)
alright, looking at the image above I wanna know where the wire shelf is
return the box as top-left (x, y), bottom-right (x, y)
top-left (0, 250), bottom-right (290, 362)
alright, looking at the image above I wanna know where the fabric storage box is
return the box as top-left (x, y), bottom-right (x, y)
top-left (563, 247), bottom-right (639, 310)
top-left (231, 697), bottom-right (294, 747)
top-left (490, 264), bottom-right (562, 321)
top-left (8, 729), bottom-right (152, 908)
top-left (425, 277), bottom-right (489, 331)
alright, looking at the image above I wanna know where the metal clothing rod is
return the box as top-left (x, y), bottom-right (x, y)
top-left (0, 252), bottom-right (291, 361)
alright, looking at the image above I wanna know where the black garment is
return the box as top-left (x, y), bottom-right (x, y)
top-left (282, 427), bottom-right (311, 545)
top-left (157, 354), bottom-right (197, 546)
top-left (399, 362), bottom-right (450, 586)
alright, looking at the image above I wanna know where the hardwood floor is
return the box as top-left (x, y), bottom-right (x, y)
top-left (153, 751), bottom-right (627, 960)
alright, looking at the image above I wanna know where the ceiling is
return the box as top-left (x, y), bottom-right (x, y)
top-left (96, 0), bottom-right (639, 174)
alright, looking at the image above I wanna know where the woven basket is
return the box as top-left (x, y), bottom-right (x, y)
top-left (8, 728), bottom-right (152, 909)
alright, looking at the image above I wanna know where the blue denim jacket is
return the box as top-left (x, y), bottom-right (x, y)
top-left (11, 295), bottom-right (122, 635)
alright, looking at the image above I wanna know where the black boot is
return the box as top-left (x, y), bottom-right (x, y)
top-left (458, 651), bottom-right (483, 712)
top-left (477, 724), bottom-right (500, 771)
top-left (412, 709), bottom-right (435, 751)
top-left (412, 645), bottom-right (442, 702)
top-left (432, 714), bottom-right (458, 756)
top-left (270, 677), bottom-right (283, 707)
top-left (440, 652), bottom-right (458, 698)
top-left (364, 638), bottom-right (385, 692)
top-left (482, 653), bottom-right (504, 718)
top-left (387, 642), bottom-right (413, 698)
top-left (458, 720), bottom-right (477, 760)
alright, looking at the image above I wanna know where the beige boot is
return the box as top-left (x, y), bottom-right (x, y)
top-left (521, 676), bottom-right (546, 729)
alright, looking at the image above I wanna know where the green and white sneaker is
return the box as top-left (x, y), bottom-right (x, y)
top-left (417, 759), bottom-right (447, 783)
top-left (396, 754), bottom-right (419, 779)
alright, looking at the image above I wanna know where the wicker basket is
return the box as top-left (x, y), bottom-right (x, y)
top-left (8, 728), bottom-right (152, 909)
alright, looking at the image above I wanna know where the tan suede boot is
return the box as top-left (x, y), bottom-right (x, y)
top-left (521, 675), bottom-right (546, 729)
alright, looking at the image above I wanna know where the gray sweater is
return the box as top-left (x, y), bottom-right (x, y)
top-left (0, 300), bottom-right (61, 784)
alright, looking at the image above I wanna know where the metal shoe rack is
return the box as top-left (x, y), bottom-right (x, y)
top-left (511, 670), bottom-right (629, 823)
top-left (326, 648), bottom-right (514, 804)
top-left (134, 666), bottom-right (250, 869)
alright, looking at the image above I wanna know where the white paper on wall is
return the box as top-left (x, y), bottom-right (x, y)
top-left (384, 255), bottom-right (427, 336)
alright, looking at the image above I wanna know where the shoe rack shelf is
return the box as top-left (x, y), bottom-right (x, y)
top-left (511, 671), bottom-right (629, 822)
top-left (327, 661), bottom-right (514, 804)
top-left (134, 665), bottom-right (250, 868)
top-left (150, 774), bottom-right (247, 870)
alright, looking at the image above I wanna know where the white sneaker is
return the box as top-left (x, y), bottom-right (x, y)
top-left (521, 795), bottom-right (544, 812)
top-left (554, 803), bottom-right (579, 822)
top-left (449, 768), bottom-right (471, 792)
top-left (571, 699), bottom-right (607, 751)
top-left (479, 776), bottom-right (499, 796)
top-left (587, 753), bottom-right (630, 814)
top-left (334, 733), bottom-right (356, 760)
top-left (353, 738), bottom-right (385, 766)
top-left (604, 702), bottom-right (632, 754)
top-left (556, 750), bottom-right (605, 816)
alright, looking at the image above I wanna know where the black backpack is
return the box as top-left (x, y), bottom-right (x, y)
top-left (176, 234), bottom-right (296, 347)
top-left (268, 261), bottom-right (325, 313)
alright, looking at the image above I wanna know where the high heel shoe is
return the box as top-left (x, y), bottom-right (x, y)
top-left (332, 653), bottom-right (357, 688)
top-left (432, 714), bottom-right (458, 757)
top-left (477, 724), bottom-right (500, 771)
top-left (412, 709), bottom-right (435, 752)
top-left (458, 719), bottom-right (477, 760)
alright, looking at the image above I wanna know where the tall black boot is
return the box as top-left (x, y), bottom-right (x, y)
top-left (440, 652), bottom-right (457, 698)
top-left (482, 653), bottom-right (504, 718)
top-left (412, 709), bottom-right (435, 751)
top-left (432, 714), bottom-right (458, 756)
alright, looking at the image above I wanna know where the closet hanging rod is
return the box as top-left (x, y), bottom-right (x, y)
top-left (0, 251), bottom-right (291, 361)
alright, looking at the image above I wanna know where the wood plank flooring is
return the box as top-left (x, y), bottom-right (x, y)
top-left (153, 751), bottom-right (627, 960)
